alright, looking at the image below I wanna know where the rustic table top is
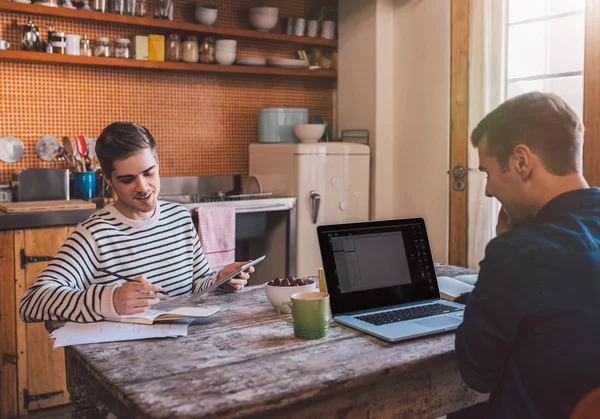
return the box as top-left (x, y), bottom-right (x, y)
top-left (51, 264), bottom-right (481, 419)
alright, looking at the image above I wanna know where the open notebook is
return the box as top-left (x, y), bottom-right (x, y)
top-left (436, 274), bottom-right (478, 301)
top-left (105, 306), bottom-right (222, 325)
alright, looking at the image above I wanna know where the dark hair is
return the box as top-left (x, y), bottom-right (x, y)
top-left (471, 92), bottom-right (584, 175)
top-left (95, 122), bottom-right (158, 179)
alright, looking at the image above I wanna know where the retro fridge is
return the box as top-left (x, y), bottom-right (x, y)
top-left (249, 143), bottom-right (371, 278)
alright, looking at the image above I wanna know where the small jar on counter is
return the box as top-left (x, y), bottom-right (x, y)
top-left (182, 35), bottom-right (199, 63)
top-left (114, 38), bottom-right (131, 59)
top-left (199, 36), bottom-right (215, 64)
top-left (93, 37), bottom-right (111, 57)
top-left (165, 33), bottom-right (182, 62)
top-left (80, 34), bottom-right (92, 57)
top-left (51, 31), bottom-right (66, 55)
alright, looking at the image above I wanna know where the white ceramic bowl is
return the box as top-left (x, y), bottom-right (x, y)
top-left (294, 124), bottom-right (325, 143)
top-left (249, 7), bottom-right (279, 32)
top-left (216, 50), bottom-right (236, 65)
top-left (265, 279), bottom-right (317, 313)
top-left (216, 39), bottom-right (237, 48)
top-left (195, 4), bottom-right (218, 25)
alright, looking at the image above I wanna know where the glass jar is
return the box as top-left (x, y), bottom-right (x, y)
top-left (165, 33), bottom-right (182, 62)
top-left (114, 38), bottom-right (131, 59)
top-left (182, 36), bottom-right (199, 63)
top-left (93, 37), bottom-right (111, 57)
top-left (80, 35), bottom-right (92, 57)
top-left (51, 31), bottom-right (66, 55)
top-left (198, 36), bottom-right (215, 64)
top-left (135, 0), bottom-right (147, 16)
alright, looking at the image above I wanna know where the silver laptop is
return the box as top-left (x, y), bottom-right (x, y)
top-left (317, 218), bottom-right (465, 342)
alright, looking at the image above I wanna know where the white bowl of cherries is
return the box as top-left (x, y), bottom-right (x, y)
top-left (265, 277), bottom-right (317, 313)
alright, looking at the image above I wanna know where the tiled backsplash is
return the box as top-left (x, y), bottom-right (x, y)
top-left (0, 0), bottom-right (336, 182)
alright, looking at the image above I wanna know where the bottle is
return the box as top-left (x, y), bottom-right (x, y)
top-left (22, 20), bottom-right (41, 52)
top-left (46, 25), bottom-right (55, 53)
top-left (80, 34), bottom-right (92, 57)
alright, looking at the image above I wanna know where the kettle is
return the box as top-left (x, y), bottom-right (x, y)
top-left (22, 20), bottom-right (41, 52)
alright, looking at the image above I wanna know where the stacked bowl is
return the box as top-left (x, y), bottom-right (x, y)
top-left (215, 39), bottom-right (236, 65)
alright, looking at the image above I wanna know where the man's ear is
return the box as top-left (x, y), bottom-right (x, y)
top-left (512, 144), bottom-right (533, 180)
top-left (103, 172), bottom-right (113, 189)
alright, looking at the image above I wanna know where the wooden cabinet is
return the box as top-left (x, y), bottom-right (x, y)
top-left (1, 227), bottom-right (74, 418)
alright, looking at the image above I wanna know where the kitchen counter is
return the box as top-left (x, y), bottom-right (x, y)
top-left (0, 208), bottom-right (97, 231)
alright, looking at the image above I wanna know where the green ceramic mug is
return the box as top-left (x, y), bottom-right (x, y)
top-left (277, 291), bottom-right (330, 339)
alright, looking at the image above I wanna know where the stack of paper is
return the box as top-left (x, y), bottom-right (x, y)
top-left (50, 321), bottom-right (189, 348)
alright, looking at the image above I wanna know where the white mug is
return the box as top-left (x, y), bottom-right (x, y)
top-left (320, 20), bottom-right (336, 40)
top-left (66, 34), bottom-right (81, 56)
top-left (307, 20), bottom-right (318, 37)
top-left (294, 18), bottom-right (306, 36)
top-left (0, 40), bottom-right (10, 50)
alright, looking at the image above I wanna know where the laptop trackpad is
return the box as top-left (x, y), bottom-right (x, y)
top-left (415, 316), bottom-right (461, 329)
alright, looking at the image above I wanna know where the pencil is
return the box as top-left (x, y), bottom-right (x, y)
top-left (99, 268), bottom-right (169, 296)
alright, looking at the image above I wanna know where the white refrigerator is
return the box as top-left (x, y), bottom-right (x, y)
top-left (249, 143), bottom-right (371, 278)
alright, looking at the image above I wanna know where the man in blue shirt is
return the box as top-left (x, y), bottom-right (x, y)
top-left (450, 92), bottom-right (600, 418)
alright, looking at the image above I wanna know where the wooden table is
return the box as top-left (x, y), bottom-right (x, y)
top-left (50, 265), bottom-right (485, 419)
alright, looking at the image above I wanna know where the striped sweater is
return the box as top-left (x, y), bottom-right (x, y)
top-left (19, 201), bottom-right (215, 323)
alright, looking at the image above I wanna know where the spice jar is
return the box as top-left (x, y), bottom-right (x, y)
top-left (165, 33), bottom-right (182, 62)
top-left (80, 34), bottom-right (92, 57)
top-left (199, 36), bottom-right (215, 64)
top-left (114, 38), bottom-right (131, 58)
top-left (182, 35), bottom-right (199, 63)
top-left (51, 31), bottom-right (66, 55)
top-left (93, 37), bottom-right (111, 57)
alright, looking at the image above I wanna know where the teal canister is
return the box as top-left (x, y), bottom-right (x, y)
top-left (259, 108), bottom-right (308, 143)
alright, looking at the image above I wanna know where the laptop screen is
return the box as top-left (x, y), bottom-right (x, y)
top-left (317, 218), bottom-right (440, 315)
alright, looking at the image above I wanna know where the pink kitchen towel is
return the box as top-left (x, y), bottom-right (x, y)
top-left (197, 206), bottom-right (236, 272)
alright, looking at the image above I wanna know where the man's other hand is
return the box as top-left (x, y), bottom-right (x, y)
top-left (113, 275), bottom-right (163, 315)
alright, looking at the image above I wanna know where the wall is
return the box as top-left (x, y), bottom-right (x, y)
top-left (0, 0), bottom-right (335, 182)
top-left (338, 0), bottom-right (451, 263)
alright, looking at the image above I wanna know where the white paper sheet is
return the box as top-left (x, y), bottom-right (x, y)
top-left (50, 321), bottom-right (189, 348)
top-left (436, 276), bottom-right (475, 298)
top-left (451, 274), bottom-right (478, 286)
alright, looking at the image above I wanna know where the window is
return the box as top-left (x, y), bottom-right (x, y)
top-left (506, 0), bottom-right (586, 119)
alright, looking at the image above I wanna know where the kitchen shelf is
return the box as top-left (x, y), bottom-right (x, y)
top-left (0, 50), bottom-right (338, 78)
top-left (0, 2), bottom-right (338, 47)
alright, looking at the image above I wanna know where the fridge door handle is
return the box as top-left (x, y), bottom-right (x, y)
top-left (310, 190), bottom-right (321, 224)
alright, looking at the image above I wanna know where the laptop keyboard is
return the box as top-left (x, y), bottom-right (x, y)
top-left (356, 303), bottom-right (461, 326)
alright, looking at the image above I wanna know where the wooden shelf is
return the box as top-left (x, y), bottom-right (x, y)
top-left (0, 50), bottom-right (338, 78)
top-left (0, 2), bottom-right (338, 47)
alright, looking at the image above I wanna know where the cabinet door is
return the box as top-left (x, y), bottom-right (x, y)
top-left (1, 231), bottom-right (18, 418)
top-left (15, 227), bottom-right (71, 413)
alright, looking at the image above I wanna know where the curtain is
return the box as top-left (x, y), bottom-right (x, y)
top-left (467, 0), bottom-right (508, 268)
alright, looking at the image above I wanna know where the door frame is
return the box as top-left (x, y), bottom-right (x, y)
top-left (449, 0), bottom-right (470, 268)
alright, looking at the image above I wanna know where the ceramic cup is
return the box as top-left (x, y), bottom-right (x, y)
top-left (277, 291), bottom-right (329, 340)
top-left (0, 40), bottom-right (10, 50)
top-left (73, 171), bottom-right (97, 199)
top-left (294, 18), bottom-right (306, 36)
top-left (320, 20), bottom-right (336, 39)
top-left (66, 34), bottom-right (81, 56)
top-left (306, 20), bottom-right (318, 37)
top-left (286, 17), bottom-right (294, 35)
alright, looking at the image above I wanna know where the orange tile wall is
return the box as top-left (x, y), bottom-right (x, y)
top-left (0, 0), bottom-right (336, 182)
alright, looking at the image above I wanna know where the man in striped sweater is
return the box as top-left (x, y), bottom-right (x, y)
top-left (20, 122), bottom-right (253, 323)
